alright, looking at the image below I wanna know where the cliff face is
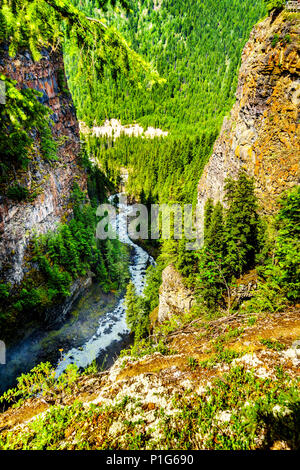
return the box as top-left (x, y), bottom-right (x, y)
top-left (197, 11), bottom-right (300, 235)
top-left (158, 264), bottom-right (195, 323)
top-left (0, 47), bottom-right (87, 286)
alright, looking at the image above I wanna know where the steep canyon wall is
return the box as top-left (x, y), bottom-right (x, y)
top-left (197, 11), bottom-right (299, 236)
top-left (0, 46), bottom-right (86, 287)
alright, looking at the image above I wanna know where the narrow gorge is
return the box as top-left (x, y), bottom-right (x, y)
top-left (0, 0), bottom-right (299, 452)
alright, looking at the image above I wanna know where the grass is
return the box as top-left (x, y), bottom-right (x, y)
top-left (120, 338), bottom-right (178, 360)
top-left (0, 366), bottom-right (299, 450)
top-left (187, 357), bottom-right (198, 370)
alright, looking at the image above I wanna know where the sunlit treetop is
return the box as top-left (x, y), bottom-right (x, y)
top-left (0, 0), bottom-right (162, 84)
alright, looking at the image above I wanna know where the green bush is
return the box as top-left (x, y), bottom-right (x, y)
top-left (6, 184), bottom-right (30, 202)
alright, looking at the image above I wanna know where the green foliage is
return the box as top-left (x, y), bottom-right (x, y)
top-left (69, 0), bottom-right (265, 209)
top-left (196, 172), bottom-right (260, 311)
top-left (0, 283), bottom-right (10, 302)
top-left (124, 260), bottom-right (165, 344)
top-left (0, 0), bottom-right (158, 82)
top-left (224, 173), bottom-right (260, 278)
top-left (6, 184), bottom-right (30, 202)
top-left (260, 338), bottom-right (286, 351)
top-left (88, 132), bottom-right (216, 205)
top-left (241, 273), bottom-right (288, 313)
top-left (275, 186), bottom-right (300, 301)
top-left (125, 281), bottom-right (149, 340)
top-left (271, 33), bottom-right (280, 47)
top-left (0, 0), bottom-right (159, 180)
top-left (197, 250), bottom-right (229, 310)
top-left (154, 305), bottom-right (203, 338)
top-left (263, 0), bottom-right (285, 13)
top-left (0, 183), bottom-right (130, 325)
top-left (0, 75), bottom-right (56, 169)
top-left (1, 365), bottom-right (299, 450)
top-left (159, 367), bottom-right (300, 450)
top-left (68, 0), bottom-right (266, 133)
top-left (32, 184), bottom-right (130, 298)
top-left (39, 124), bottom-right (58, 161)
top-left (199, 349), bottom-right (241, 369)
top-left (142, 264), bottom-right (164, 313)
top-left (187, 357), bottom-right (198, 370)
top-left (242, 185), bottom-right (300, 312)
top-left (120, 338), bottom-right (174, 360)
top-left (197, 181), bottom-right (299, 314)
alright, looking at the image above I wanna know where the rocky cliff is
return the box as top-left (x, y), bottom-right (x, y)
top-left (0, 47), bottom-right (86, 287)
top-left (197, 10), bottom-right (299, 236)
top-left (158, 264), bottom-right (195, 323)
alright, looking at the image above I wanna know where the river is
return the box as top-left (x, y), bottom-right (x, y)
top-left (0, 194), bottom-right (153, 393)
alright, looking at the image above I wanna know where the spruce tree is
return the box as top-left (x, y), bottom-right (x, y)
top-left (198, 201), bottom-right (229, 311)
top-left (224, 172), bottom-right (259, 278)
top-left (205, 201), bottom-right (225, 255)
top-left (125, 281), bottom-right (140, 332)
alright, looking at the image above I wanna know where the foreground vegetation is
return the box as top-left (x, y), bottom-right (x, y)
top-left (1, 305), bottom-right (299, 450)
top-left (0, 173), bottom-right (130, 333)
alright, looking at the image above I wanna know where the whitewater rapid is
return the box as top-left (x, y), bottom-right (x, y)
top-left (55, 194), bottom-right (154, 375)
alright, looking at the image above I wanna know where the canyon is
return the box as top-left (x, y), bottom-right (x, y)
top-left (0, 5), bottom-right (299, 451)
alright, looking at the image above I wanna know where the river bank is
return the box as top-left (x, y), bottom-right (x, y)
top-left (0, 194), bottom-right (153, 393)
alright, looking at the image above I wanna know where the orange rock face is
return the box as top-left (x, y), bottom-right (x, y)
top-left (197, 11), bottom-right (300, 236)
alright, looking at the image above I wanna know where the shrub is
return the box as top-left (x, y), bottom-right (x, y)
top-left (6, 184), bottom-right (29, 202)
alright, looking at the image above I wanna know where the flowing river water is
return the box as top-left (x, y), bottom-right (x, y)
top-left (0, 194), bottom-right (154, 393)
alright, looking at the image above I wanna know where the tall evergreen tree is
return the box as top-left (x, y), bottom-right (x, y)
top-left (274, 186), bottom-right (300, 301)
top-left (205, 201), bottom-right (225, 255)
top-left (224, 172), bottom-right (259, 278)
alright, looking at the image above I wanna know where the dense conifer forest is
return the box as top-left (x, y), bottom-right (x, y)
top-left (66, 0), bottom-right (266, 206)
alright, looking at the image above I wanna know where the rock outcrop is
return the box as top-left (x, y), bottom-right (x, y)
top-left (0, 47), bottom-right (86, 286)
top-left (158, 264), bottom-right (195, 322)
top-left (197, 11), bottom-right (300, 237)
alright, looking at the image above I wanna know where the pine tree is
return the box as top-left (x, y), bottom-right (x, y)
top-left (125, 281), bottom-right (140, 332)
top-left (205, 201), bottom-right (225, 255)
top-left (224, 172), bottom-right (259, 278)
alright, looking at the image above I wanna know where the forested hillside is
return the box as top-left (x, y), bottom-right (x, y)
top-left (69, 0), bottom-right (266, 133)
top-left (67, 0), bottom-right (266, 205)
